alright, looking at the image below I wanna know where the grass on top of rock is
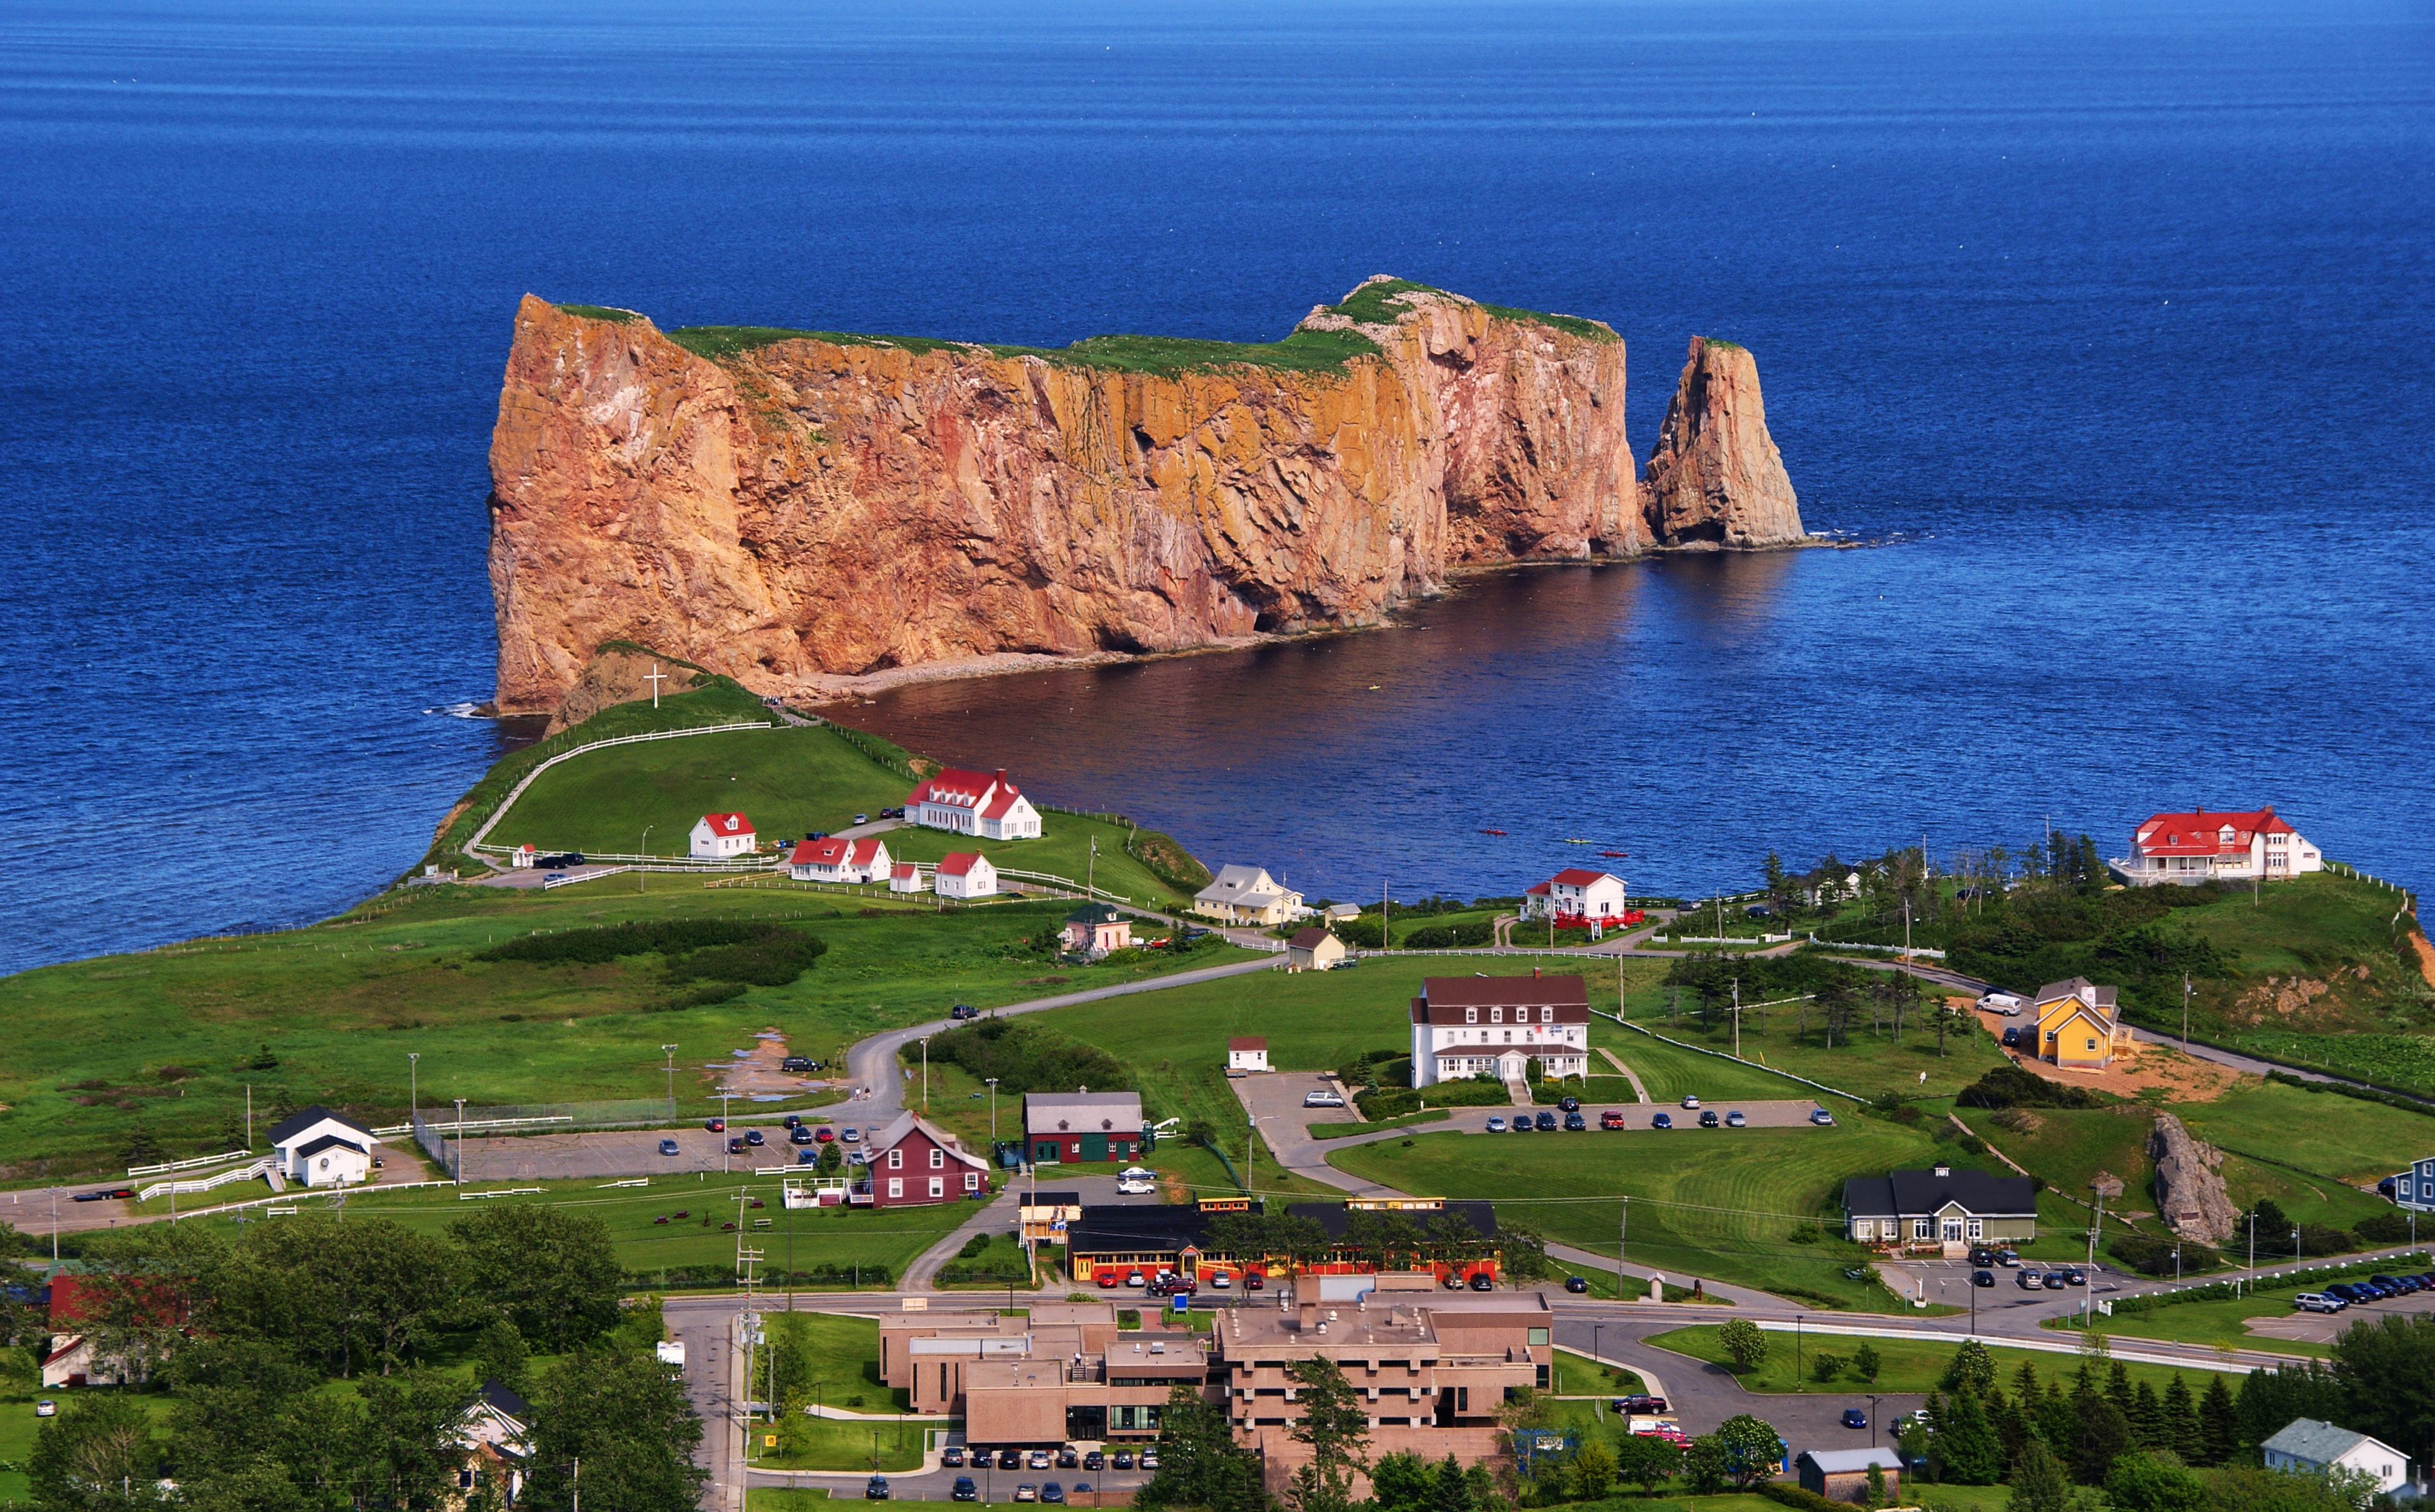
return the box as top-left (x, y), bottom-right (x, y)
top-left (662, 319), bottom-right (1384, 375)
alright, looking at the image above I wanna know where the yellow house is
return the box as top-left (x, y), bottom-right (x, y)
top-left (2032, 977), bottom-right (2135, 1069)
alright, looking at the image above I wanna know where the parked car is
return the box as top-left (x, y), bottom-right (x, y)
top-left (727, 1137), bottom-right (747, 1154)
top-left (1058, 1448), bottom-right (1079, 1468)
top-left (1070, 1484), bottom-right (1093, 1499)
top-left (1042, 1484), bottom-right (1065, 1504)
top-left (1564, 1113), bottom-right (1586, 1131)
top-left (866, 1478), bottom-right (892, 1501)
top-left (790, 1126), bottom-right (815, 1145)
top-left (1139, 1453), bottom-right (1160, 1470)
top-left (842, 1128), bottom-right (861, 1143)
top-left (1485, 1116), bottom-right (1507, 1132)
top-left (1244, 1272), bottom-right (1264, 1290)
top-left (1303, 1090), bottom-right (1345, 1108)
top-left (745, 1129), bottom-right (766, 1147)
top-left (1029, 1450), bottom-right (1052, 1470)
top-left (1534, 1111), bottom-right (1557, 1131)
top-left (999, 1449), bottom-right (1022, 1469)
top-left (1125, 1271), bottom-right (1146, 1288)
top-left (2295, 1293), bottom-right (2346, 1314)
top-left (1565, 1276), bottom-right (1589, 1293)
top-left (1558, 1097), bottom-right (1582, 1113)
top-left (658, 1138), bottom-right (681, 1156)
top-left (2373, 1275), bottom-right (2416, 1295)
top-left (1652, 1113), bottom-right (1673, 1130)
top-left (1112, 1451), bottom-right (1135, 1470)
top-left (1616, 1394), bottom-right (1669, 1413)
top-left (942, 1448), bottom-right (966, 1468)
top-left (950, 1004), bottom-right (978, 1020)
top-left (2328, 1283), bottom-right (2370, 1303)
top-left (1996, 1248), bottom-right (2021, 1267)
top-left (2042, 1271), bottom-right (2072, 1288)
top-left (1469, 1273), bottom-right (1495, 1291)
top-left (1810, 1109), bottom-right (1837, 1126)
top-left (782, 1056), bottom-right (815, 1072)
top-left (1698, 1110), bottom-right (1720, 1128)
top-left (1510, 1119), bottom-right (1531, 1135)
top-left (2061, 1267), bottom-right (2087, 1286)
top-left (952, 1478), bottom-right (978, 1502)
top-left (1969, 1247), bottom-right (1997, 1268)
top-left (2017, 1270), bottom-right (2044, 1290)
top-left (1973, 1269), bottom-right (1996, 1287)
top-left (816, 1126), bottom-right (836, 1143)
top-left (1601, 1110), bottom-right (1626, 1129)
top-left (35, 1400), bottom-right (56, 1417)
top-left (1083, 1452), bottom-right (1105, 1472)
top-left (854, 814), bottom-right (869, 826)
top-left (1843, 1408), bottom-right (1868, 1430)
top-left (706, 1118), bottom-right (726, 1132)
top-left (1013, 1486), bottom-right (1037, 1503)
top-left (1681, 1095), bottom-right (1702, 1109)
top-left (2000, 1027), bottom-right (2025, 1048)
top-left (797, 1149), bottom-right (819, 1165)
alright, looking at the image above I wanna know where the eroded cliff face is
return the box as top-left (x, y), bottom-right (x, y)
top-left (1641, 336), bottom-right (1806, 549)
top-left (488, 282), bottom-right (1781, 712)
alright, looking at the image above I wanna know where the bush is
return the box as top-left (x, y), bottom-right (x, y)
top-left (2109, 1235), bottom-right (2227, 1276)
top-left (480, 918), bottom-right (828, 987)
top-left (1354, 1080), bottom-right (1512, 1120)
top-left (928, 1017), bottom-right (1131, 1097)
top-left (1956, 1063), bottom-right (2107, 1111)
top-left (1402, 920), bottom-right (1497, 949)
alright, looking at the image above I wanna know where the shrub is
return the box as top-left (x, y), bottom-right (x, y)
top-left (928, 1017), bottom-right (1131, 1097)
top-left (1956, 1063), bottom-right (2107, 1111)
top-left (480, 918), bottom-right (828, 987)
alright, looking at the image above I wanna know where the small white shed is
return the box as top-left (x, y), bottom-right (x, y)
top-left (1227, 1037), bottom-right (1270, 1073)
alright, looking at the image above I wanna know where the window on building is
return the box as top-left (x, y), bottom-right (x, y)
top-left (1536, 1364), bottom-right (1550, 1389)
top-left (1966, 1219), bottom-right (1984, 1240)
top-left (1490, 1007), bottom-right (1503, 1023)
top-left (1913, 1219), bottom-right (1933, 1240)
top-left (888, 1148), bottom-right (903, 1169)
top-left (929, 1177), bottom-right (944, 1198)
top-left (2085, 1038), bottom-right (2098, 1052)
top-left (1465, 1008), bottom-right (1477, 1024)
top-left (1540, 1008), bottom-right (1553, 1023)
top-left (930, 1148), bottom-right (944, 1169)
top-left (966, 1172), bottom-right (981, 1190)
top-left (888, 1178), bottom-right (903, 1198)
top-left (1528, 1328), bottom-right (1549, 1345)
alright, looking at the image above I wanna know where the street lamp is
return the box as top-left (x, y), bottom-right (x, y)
top-left (408, 1052), bottom-right (419, 1126)
top-left (453, 1098), bottom-right (468, 1186)
top-left (986, 1078), bottom-right (1000, 1146)
top-left (663, 1045), bottom-right (680, 1114)
top-left (1867, 1395), bottom-right (1884, 1449)
top-left (640, 826), bottom-right (652, 894)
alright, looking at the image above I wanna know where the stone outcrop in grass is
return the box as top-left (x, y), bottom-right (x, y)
top-left (2149, 1111), bottom-right (2241, 1245)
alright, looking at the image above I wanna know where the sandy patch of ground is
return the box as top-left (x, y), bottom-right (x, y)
top-left (706, 1028), bottom-right (837, 1097)
top-left (1973, 1008), bottom-right (2247, 1101)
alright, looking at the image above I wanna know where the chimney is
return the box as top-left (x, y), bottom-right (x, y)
top-left (1299, 1302), bottom-right (1318, 1332)
top-left (1933, 1162), bottom-right (1951, 1178)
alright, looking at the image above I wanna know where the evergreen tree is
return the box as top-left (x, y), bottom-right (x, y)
top-left (1368, 1452), bottom-right (1432, 1512)
top-left (1283, 1357), bottom-right (1370, 1512)
top-left (2106, 1361), bottom-right (2135, 1418)
top-left (1138, 1384), bottom-right (1267, 1512)
top-left (2005, 1439), bottom-right (2071, 1512)
top-left (2330, 1310), bottom-right (2435, 1481)
top-left (2161, 1375), bottom-right (2201, 1463)
top-left (2071, 1396), bottom-right (2135, 1486)
top-left (1932, 1389), bottom-right (2003, 1485)
top-left (2196, 1374), bottom-right (2238, 1466)
top-left (2131, 1379), bottom-right (2166, 1448)
top-left (2012, 1360), bottom-right (2042, 1406)
top-left (2039, 1380), bottom-right (2078, 1457)
top-left (1423, 1454), bottom-right (1475, 1512)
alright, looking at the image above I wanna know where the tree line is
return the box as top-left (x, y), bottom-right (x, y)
top-left (0, 1210), bottom-right (704, 1512)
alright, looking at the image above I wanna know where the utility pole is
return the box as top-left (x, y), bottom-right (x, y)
top-left (723, 1090), bottom-right (734, 1172)
top-left (1088, 836), bottom-right (1096, 901)
top-left (986, 1078), bottom-right (999, 1145)
top-left (1619, 1196), bottom-right (1628, 1278)
top-left (663, 1045), bottom-right (680, 1114)
top-left (641, 826), bottom-right (652, 893)
top-left (408, 1052), bottom-right (419, 1125)
top-left (1246, 1114), bottom-right (1258, 1195)
top-left (921, 1037), bottom-right (929, 1112)
top-left (1731, 979), bottom-right (1742, 1058)
top-left (2182, 973), bottom-right (2192, 1052)
top-left (245, 1083), bottom-right (252, 1150)
top-left (455, 1098), bottom-right (468, 1186)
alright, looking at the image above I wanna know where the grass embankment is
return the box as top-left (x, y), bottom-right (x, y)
top-left (1330, 1122), bottom-right (1970, 1311)
top-left (760, 1313), bottom-right (904, 1410)
top-left (1310, 1110), bottom-right (1451, 1140)
top-left (651, 280), bottom-right (1609, 379)
top-left (1646, 1325), bottom-right (2228, 1393)
top-left (0, 888), bottom-right (1253, 1178)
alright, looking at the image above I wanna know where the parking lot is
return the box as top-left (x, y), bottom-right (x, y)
top-left (2244, 1289), bottom-right (2435, 1344)
top-left (453, 1121), bottom-right (837, 1182)
top-left (1457, 1097), bottom-right (1827, 1132)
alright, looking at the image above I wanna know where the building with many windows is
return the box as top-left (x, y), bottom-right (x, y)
top-left (1408, 973), bottom-right (1591, 1087)
top-left (2115, 806), bottom-right (2322, 886)
top-left (1843, 1162), bottom-right (2037, 1255)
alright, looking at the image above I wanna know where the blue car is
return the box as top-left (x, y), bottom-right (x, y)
top-left (1653, 1113), bottom-right (1673, 1130)
top-left (1511, 1119), bottom-right (1532, 1134)
top-left (1843, 1408), bottom-right (1868, 1430)
top-left (658, 1138), bottom-right (681, 1156)
top-left (1042, 1485), bottom-right (1065, 1504)
top-left (1534, 1111), bottom-right (1557, 1131)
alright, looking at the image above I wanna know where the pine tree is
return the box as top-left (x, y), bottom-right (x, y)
top-left (2161, 1375), bottom-right (2201, 1463)
top-left (2106, 1361), bottom-right (2135, 1417)
top-left (2131, 1379), bottom-right (2165, 1448)
top-left (2012, 1360), bottom-right (2042, 1406)
top-left (1424, 1454), bottom-right (1476, 1512)
top-left (1284, 1357), bottom-right (1370, 1512)
top-left (2071, 1396), bottom-right (2135, 1486)
top-left (1934, 1389), bottom-right (2003, 1485)
top-left (2006, 1439), bottom-right (2071, 1512)
top-left (2196, 1374), bottom-right (2237, 1466)
top-left (1944, 1338), bottom-right (1997, 1397)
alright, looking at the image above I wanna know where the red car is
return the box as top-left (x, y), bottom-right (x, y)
top-left (815, 1127), bottom-right (836, 1143)
top-left (727, 1137), bottom-right (747, 1154)
top-left (706, 1118), bottom-right (726, 1133)
top-left (1600, 1111), bottom-right (1626, 1130)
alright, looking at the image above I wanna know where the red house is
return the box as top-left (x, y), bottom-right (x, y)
top-left (852, 1111), bottom-right (991, 1207)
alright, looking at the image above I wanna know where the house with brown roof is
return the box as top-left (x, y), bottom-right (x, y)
top-left (2032, 977), bottom-right (2133, 1069)
top-left (1408, 973), bottom-right (1590, 1088)
top-left (1227, 1037), bottom-right (1270, 1073)
top-left (1285, 927), bottom-right (1346, 973)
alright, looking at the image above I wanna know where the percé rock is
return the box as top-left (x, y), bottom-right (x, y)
top-left (1641, 336), bottom-right (1806, 549)
top-left (486, 281), bottom-right (1791, 712)
top-left (2149, 1111), bottom-right (2242, 1247)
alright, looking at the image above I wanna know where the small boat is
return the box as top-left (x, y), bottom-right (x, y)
top-left (1563, 838), bottom-right (1589, 844)
top-left (1600, 850), bottom-right (1628, 858)
top-left (1480, 828), bottom-right (1507, 836)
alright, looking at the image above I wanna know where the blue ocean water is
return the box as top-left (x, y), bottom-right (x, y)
top-left (0, 0), bottom-right (2428, 975)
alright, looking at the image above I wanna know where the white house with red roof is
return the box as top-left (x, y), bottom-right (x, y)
top-left (2116, 807), bottom-right (2322, 886)
top-left (790, 836), bottom-right (892, 884)
top-left (1521, 869), bottom-right (1628, 924)
top-left (933, 851), bottom-right (998, 899)
top-left (888, 862), bottom-right (927, 894)
top-left (690, 812), bottom-right (756, 859)
top-left (1409, 973), bottom-right (1592, 1087)
top-left (905, 767), bottom-right (1042, 840)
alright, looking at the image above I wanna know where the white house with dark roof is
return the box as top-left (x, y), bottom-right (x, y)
top-left (1408, 973), bottom-right (1590, 1087)
top-left (790, 835), bottom-right (891, 884)
top-left (267, 1106), bottom-right (376, 1188)
top-left (905, 768), bottom-right (1042, 839)
top-left (2115, 806), bottom-right (2322, 886)
top-left (1843, 1162), bottom-right (2037, 1254)
top-left (1227, 1037), bottom-right (1270, 1073)
top-left (690, 812), bottom-right (756, 858)
top-left (2261, 1418), bottom-right (2412, 1496)
top-left (934, 851), bottom-right (997, 899)
top-left (1192, 865), bottom-right (1303, 925)
top-left (453, 1378), bottom-right (533, 1505)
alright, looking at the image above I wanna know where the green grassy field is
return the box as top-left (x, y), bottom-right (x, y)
top-left (0, 1396), bottom-right (34, 1504)
top-left (761, 1312), bottom-right (905, 1409)
top-left (1552, 1348), bottom-right (1648, 1397)
top-left (1614, 993), bottom-right (2008, 1104)
top-left (1593, 1027), bottom-right (1840, 1105)
top-left (751, 1413), bottom-right (928, 1473)
top-left (1310, 1110), bottom-right (1451, 1139)
top-left (0, 884), bottom-right (1258, 1178)
top-left (879, 816), bottom-right (1189, 911)
top-left (1645, 1324), bottom-right (2231, 1394)
top-left (495, 724), bottom-right (909, 858)
top-left (2174, 1078), bottom-right (2431, 1190)
top-left (1328, 1121), bottom-right (1966, 1310)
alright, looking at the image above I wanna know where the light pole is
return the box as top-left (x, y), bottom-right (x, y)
top-left (454, 1097), bottom-right (468, 1186)
top-left (408, 1052), bottom-right (419, 1126)
top-left (921, 1037), bottom-right (929, 1113)
top-left (1592, 1324), bottom-right (1605, 1394)
top-left (723, 1090), bottom-right (735, 1173)
top-left (1794, 1315), bottom-right (1803, 1389)
top-left (1867, 1395), bottom-right (1884, 1449)
top-left (663, 1045), bottom-right (680, 1115)
top-left (986, 1078), bottom-right (999, 1145)
top-left (2182, 972), bottom-right (2192, 1052)
top-left (641, 826), bottom-right (653, 894)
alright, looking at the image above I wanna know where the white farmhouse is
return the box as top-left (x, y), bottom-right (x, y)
top-left (2116, 806), bottom-right (2322, 886)
top-left (1521, 869), bottom-right (1628, 922)
top-left (934, 851), bottom-right (998, 899)
top-left (1193, 865), bottom-right (1304, 926)
top-left (1408, 973), bottom-right (1592, 1088)
top-left (904, 767), bottom-right (1042, 839)
top-left (888, 862), bottom-right (928, 894)
top-left (790, 835), bottom-right (891, 883)
top-left (268, 1105), bottom-right (376, 1188)
top-left (690, 812), bottom-right (756, 858)
top-left (2261, 1418), bottom-right (2412, 1497)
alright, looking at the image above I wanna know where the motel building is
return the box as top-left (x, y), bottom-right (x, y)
top-left (1408, 973), bottom-right (1592, 1087)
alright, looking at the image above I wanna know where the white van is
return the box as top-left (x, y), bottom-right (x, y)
top-left (1978, 992), bottom-right (2026, 1016)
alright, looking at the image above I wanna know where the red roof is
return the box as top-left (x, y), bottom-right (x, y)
top-left (937, 851), bottom-right (985, 877)
top-left (792, 838), bottom-right (849, 866)
top-left (1228, 1037), bottom-right (1267, 1052)
top-left (891, 862), bottom-right (920, 878)
top-left (907, 767), bottom-right (1013, 812)
top-left (699, 812), bottom-right (752, 835)
top-left (2132, 807), bottom-right (2294, 857)
top-left (980, 788), bottom-right (1026, 819)
top-left (849, 838), bottom-right (885, 865)
top-left (1550, 869), bottom-right (1620, 887)
top-left (1523, 881), bottom-right (1551, 896)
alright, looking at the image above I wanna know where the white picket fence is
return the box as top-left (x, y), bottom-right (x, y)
top-left (129, 1148), bottom-right (252, 1178)
top-left (463, 719), bottom-right (775, 858)
top-left (139, 1157), bottom-right (274, 1202)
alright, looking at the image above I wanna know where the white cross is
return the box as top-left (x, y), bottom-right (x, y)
top-left (645, 662), bottom-right (666, 709)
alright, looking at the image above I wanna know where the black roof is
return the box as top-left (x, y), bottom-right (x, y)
top-left (1021, 1191), bottom-right (1083, 1208)
top-left (295, 1133), bottom-right (369, 1159)
top-left (267, 1105), bottom-right (373, 1145)
top-left (1842, 1168), bottom-right (2036, 1218)
top-left (479, 1378), bottom-right (532, 1418)
top-left (1065, 1205), bottom-right (1213, 1254)
top-left (1286, 1201), bottom-right (1497, 1240)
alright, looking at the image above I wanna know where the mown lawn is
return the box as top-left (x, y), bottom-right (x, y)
top-left (0, 886), bottom-right (1254, 1177)
top-left (751, 1411), bottom-right (927, 1473)
top-left (761, 1312), bottom-right (904, 1410)
top-left (1329, 1122), bottom-right (1965, 1310)
top-left (1591, 1027), bottom-right (1834, 1105)
top-left (2173, 1079), bottom-right (2433, 1190)
top-left (1613, 992), bottom-right (2008, 1104)
top-left (1645, 1324), bottom-right (2233, 1394)
top-left (495, 724), bottom-right (909, 858)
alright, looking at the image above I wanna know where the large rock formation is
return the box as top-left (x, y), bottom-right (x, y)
top-left (2149, 1112), bottom-right (2242, 1246)
top-left (1642, 337), bottom-right (1806, 549)
top-left (487, 281), bottom-right (1797, 712)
